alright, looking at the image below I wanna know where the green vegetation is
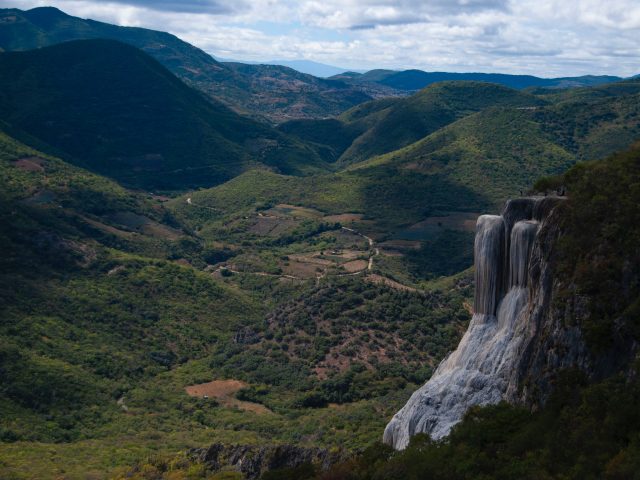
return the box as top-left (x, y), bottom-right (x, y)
top-left (230, 143), bottom-right (640, 480)
top-left (281, 81), bottom-right (545, 165)
top-left (0, 6), bottom-right (387, 123)
top-left (353, 107), bottom-right (576, 203)
top-left (0, 40), bottom-right (328, 190)
top-left (405, 230), bottom-right (475, 280)
top-left (218, 276), bottom-right (471, 408)
top-left (0, 127), bottom-right (473, 479)
top-left (309, 371), bottom-right (640, 480)
top-left (552, 142), bottom-right (640, 351)
top-left (2, 18), bottom-right (640, 478)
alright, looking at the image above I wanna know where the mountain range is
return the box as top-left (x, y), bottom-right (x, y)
top-left (334, 69), bottom-right (626, 91)
top-left (1, 6), bottom-right (634, 124)
top-left (215, 56), bottom-right (361, 78)
top-left (0, 6), bottom-right (394, 123)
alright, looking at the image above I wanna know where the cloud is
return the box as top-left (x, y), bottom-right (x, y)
top-left (2, 0), bottom-right (639, 76)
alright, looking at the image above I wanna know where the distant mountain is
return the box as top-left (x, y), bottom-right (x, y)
top-left (0, 40), bottom-right (327, 189)
top-left (213, 61), bottom-right (398, 123)
top-left (0, 6), bottom-right (394, 122)
top-left (333, 69), bottom-right (623, 92)
top-left (263, 59), bottom-right (359, 78)
top-left (212, 56), bottom-right (364, 78)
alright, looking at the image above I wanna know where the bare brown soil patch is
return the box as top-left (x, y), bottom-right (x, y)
top-left (269, 204), bottom-right (323, 218)
top-left (14, 156), bottom-right (46, 172)
top-left (185, 379), bottom-right (246, 397)
top-left (282, 260), bottom-right (325, 278)
top-left (322, 250), bottom-right (365, 260)
top-left (342, 259), bottom-right (368, 273)
top-left (185, 379), bottom-right (271, 415)
top-left (289, 253), bottom-right (334, 266)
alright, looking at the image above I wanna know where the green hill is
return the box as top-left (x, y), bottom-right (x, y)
top-left (280, 81), bottom-right (545, 165)
top-left (348, 107), bottom-right (576, 203)
top-left (0, 39), bottom-right (327, 189)
top-left (0, 7), bottom-right (392, 123)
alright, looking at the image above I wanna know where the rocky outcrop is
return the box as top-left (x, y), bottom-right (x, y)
top-left (383, 196), bottom-right (594, 449)
top-left (190, 443), bottom-right (347, 479)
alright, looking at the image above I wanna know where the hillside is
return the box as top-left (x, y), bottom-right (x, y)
top-left (202, 62), bottom-right (398, 123)
top-left (304, 142), bottom-right (640, 480)
top-left (0, 7), bottom-right (395, 122)
top-left (0, 125), bottom-right (474, 478)
top-left (176, 79), bottom-right (640, 285)
top-left (0, 39), bottom-right (327, 189)
top-left (280, 81), bottom-right (545, 165)
top-left (348, 107), bottom-right (576, 201)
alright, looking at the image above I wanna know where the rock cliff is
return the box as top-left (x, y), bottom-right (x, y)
top-left (383, 196), bottom-right (594, 449)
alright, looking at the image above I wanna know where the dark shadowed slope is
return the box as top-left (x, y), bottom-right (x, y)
top-left (0, 39), bottom-right (327, 189)
top-left (0, 7), bottom-right (395, 122)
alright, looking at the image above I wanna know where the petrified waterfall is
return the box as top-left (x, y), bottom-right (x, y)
top-left (383, 199), bottom-right (546, 450)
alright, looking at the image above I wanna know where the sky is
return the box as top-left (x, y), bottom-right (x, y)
top-left (2, 0), bottom-right (640, 77)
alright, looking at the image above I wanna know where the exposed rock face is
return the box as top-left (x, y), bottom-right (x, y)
top-left (190, 443), bottom-right (346, 479)
top-left (383, 196), bottom-right (591, 449)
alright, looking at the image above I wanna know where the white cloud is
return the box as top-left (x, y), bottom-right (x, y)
top-left (2, 0), bottom-right (639, 76)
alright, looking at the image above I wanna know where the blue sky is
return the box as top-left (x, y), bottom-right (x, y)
top-left (3, 0), bottom-right (640, 76)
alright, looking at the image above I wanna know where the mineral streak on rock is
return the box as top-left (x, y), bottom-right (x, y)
top-left (383, 196), bottom-right (578, 450)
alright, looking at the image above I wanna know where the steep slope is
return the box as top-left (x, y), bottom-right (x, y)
top-left (341, 79), bottom-right (640, 206)
top-left (315, 144), bottom-right (640, 480)
top-left (0, 39), bottom-right (326, 189)
top-left (531, 80), bottom-right (640, 160)
top-left (384, 141), bottom-right (640, 451)
top-left (0, 125), bottom-right (262, 444)
top-left (280, 81), bottom-right (545, 165)
top-left (0, 7), bottom-right (393, 122)
top-left (349, 107), bottom-right (576, 202)
top-left (0, 5), bottom-right (225, 78)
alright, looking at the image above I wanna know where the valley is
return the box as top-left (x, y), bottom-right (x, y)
top-left (0, 5), bottom-right (639, 480)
